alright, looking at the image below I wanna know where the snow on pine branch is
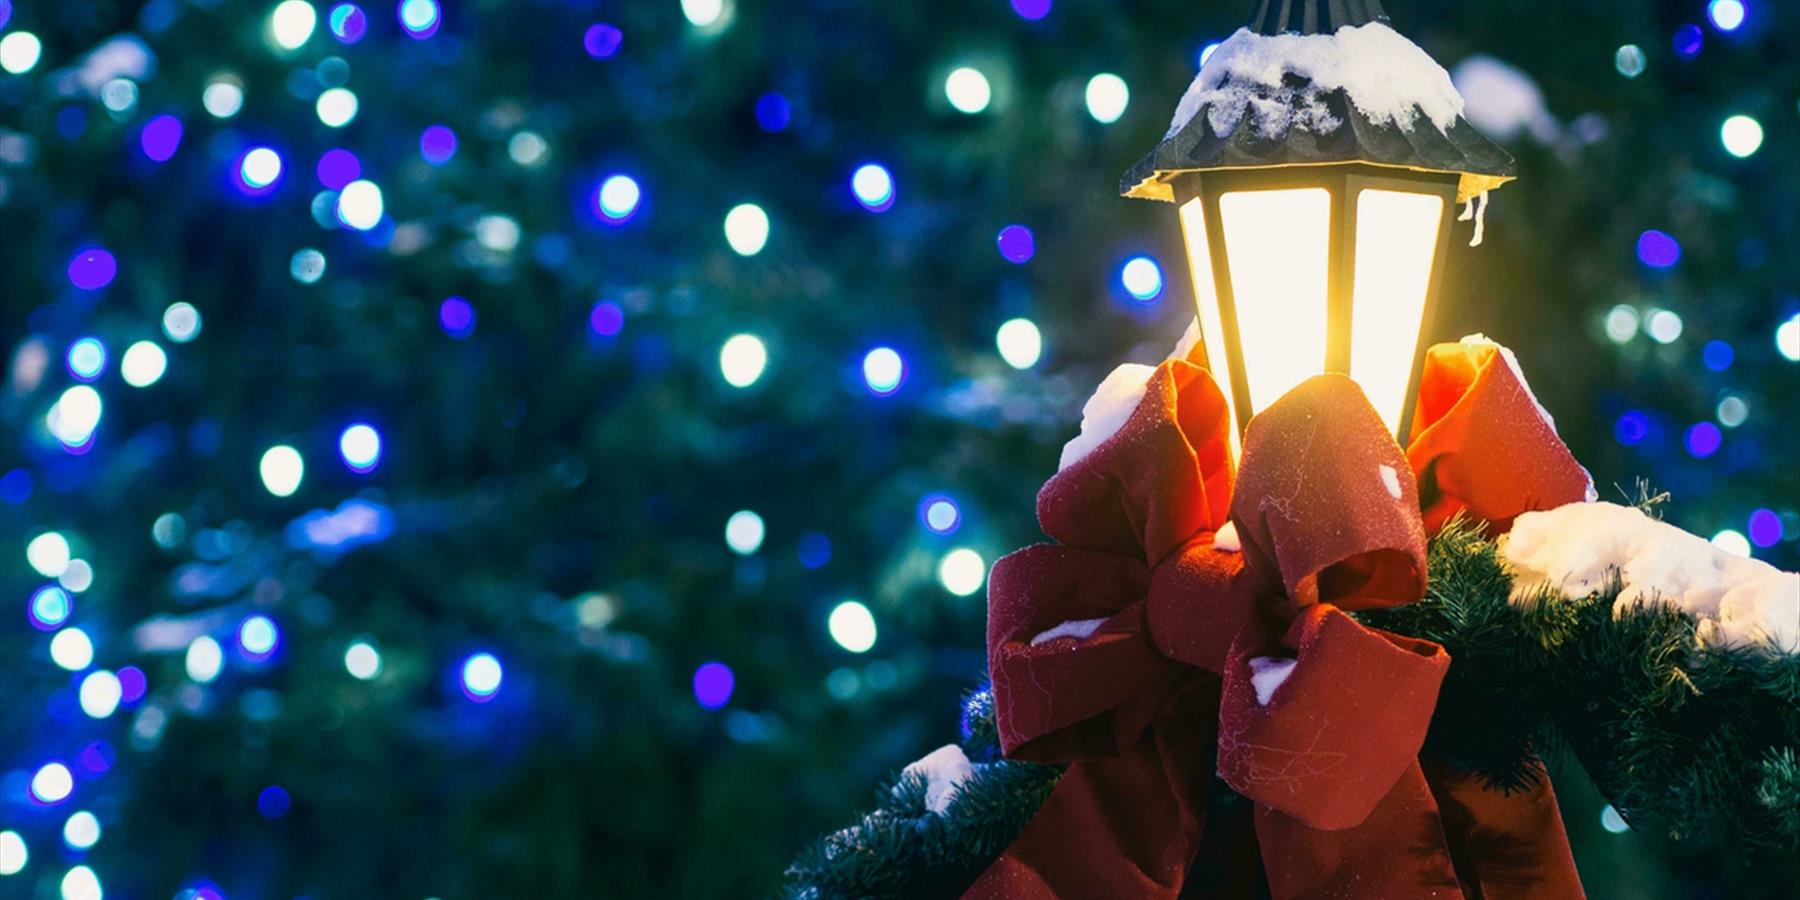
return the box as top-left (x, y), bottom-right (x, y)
top-left (1167, 23), bottom-right (1466, 142)
top-left (1502, 501), bottom-right (1799, 654)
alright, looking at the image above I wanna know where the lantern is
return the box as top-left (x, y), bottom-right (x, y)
top-left (1123, 0), bottom-right (1515, 456)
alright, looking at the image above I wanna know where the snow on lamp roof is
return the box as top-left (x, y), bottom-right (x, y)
top-left (1122, 12), bottom-right (1515, 204)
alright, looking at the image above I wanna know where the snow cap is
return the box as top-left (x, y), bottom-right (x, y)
top-left (1122, 3), bottom-right (1514, 205)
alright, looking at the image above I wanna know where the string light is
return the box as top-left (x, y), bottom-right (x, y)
top-left (719, 334), bottom-right (768, 387)
top-left (827, 601), bottom-right (878, 653)
top-left (725, 510), bottom-right (765, 555)
top-left (271, 1), bottom-right (318, 50)
top-left (1085, 73), bottom-right (1129, 123)
top-left (723, 203), bottom-right (770, 255)
top-left (259, 445), bottom-right (305, 497)
top-left (861, 347), bottom-right (906, 395)
top-left (939, 548), bottom-right (986, 597)
top-left (996, 318), bottom-right (1043, 369)
top-left (460, 652), bottom-right (503, 701)
top-left (944, 67), bottom-right (992, 114)
top-left (120, 341), bottom-right (168, 387)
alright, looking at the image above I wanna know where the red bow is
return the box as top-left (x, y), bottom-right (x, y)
top-left (967, 342), bottom-right (1591, 899)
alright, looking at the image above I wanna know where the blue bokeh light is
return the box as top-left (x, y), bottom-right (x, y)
top-left (1614, 410), bottom-right (1650, 445)
top-left (329, 3), bottom-right (368, 42)
top-left (1702, 340), bottom-right (1735, 371)
top-left (1673, 24), bottom-right (1704, 58)
top-left (755, 93), bottom-right (792, 132)
top-left (797, 532), bottom-right (831, 569)
top-left (257, 785), bottom-right (291, 818)
top-left (29, 585), bottom-right (72, 631)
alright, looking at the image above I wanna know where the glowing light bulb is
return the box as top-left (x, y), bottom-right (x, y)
top-left (725, 510), bottom-right (765, 555)
top-left (945, 67), bottom-right (992, 114)
top-left (271, 0), bottom-right (318, 49)
top-left (828, 601), bottom-right (877, 653)
top-left (259, 445), bottom-right (304, 497)
top-left (723, 203), bottom-right (770, 256)
top-left (939, 548), bottom-right (986, 597)
top-left (719, 334), bottom-right (768, 387)
top-left (996, 318), bottom-right (1042, 369)
top-left (1085, 73), bottom-right (1129, 123)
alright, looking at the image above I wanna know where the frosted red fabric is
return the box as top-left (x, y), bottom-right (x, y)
top-left (1409, 342), bottom-right (1594, 534)
top-left (970, 348), bottom-right (1588, 900)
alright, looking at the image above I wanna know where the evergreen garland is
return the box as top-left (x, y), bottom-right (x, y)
top-left (785, 519), bottom-right (1800, 899)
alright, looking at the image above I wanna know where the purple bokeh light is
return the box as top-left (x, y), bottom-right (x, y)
top-left (590, 301), bottom-right (624, 337)
top-left (77, 741), bottom-right (114, 774)
top-left (316, 149), bottom-right (361, 189)
top-left (1673, 24), bottom-right (1704, 58)
top-left (117, 666), bottom-right (147, 703)
top-left (68, 248), bottom-right (118, 290)
top-left (1748, 509), bottom-right (1782, 548)
top-left (420, 125), bottom-right (457, 165)
top-left (997, 224), bottom-right (1035, 264)
top-left (1685, 422), bottom-right (1722, 458)
top-left (693, 662), bottom-right (735, 709)
top-left (583, 23), bottom-right (623, 58)
top-left (439, 296), bottom-right (476, 338)
top-left (329, 3), bottom-right (368, 42)
top-left (1011, 0), bottom-right (1052, 19)
top-left (140, 114), bottom-right (184, 162)
top-left (1636, 230), bottom-right (1681, 269)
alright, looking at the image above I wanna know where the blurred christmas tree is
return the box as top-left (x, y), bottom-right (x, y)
top-left (0, 0), bottom-right (1794, 897)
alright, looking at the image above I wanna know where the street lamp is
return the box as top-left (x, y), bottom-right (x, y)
top-left (1123, 0), bottom-right (1515, 455)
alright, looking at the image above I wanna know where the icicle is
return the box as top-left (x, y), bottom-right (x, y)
top-left (1468, 191), bottom-right (1489, 248)
top-left (1458, 198), bottom-right (1475, 222)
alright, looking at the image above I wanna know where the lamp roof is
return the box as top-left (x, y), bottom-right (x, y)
top-left (1122, 4), bottom-right (1514, 204)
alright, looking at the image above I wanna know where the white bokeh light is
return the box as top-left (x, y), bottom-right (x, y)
top-left (1085, 73), bottom-right (1130, 123)
top-left (725, 510), bottom-right (765, 556)
top-left (1778, 315), bottom-right (1800, 362)
top-left (345, 641), bottom-right (382, 680)
top-left (723, 203), bottom-right (770, 256)
top-left (0, 32), bottom-right (43, 75)
top-left (27, 532), bottom-right (72, 578)
top-left (271, 0), bottom-right (318, 49)
top-left (78, 671), bottom-right (122, 719)
top-left (938, 548), bottom-right (986, 597)
top-left (259, 445), bottom-right (304, 497)
top-left (996, 318), bottom-right (1043, 369)
top-left (827, 601), bottom-right (878, 653)
top-left (62, 812), bottom-right (101, 851)
top-left (61, 865), bottom-right (102, 900)
top-left (1720, 114), bottom-right (1763, 159)
top-left (336, 180), bottom-right (384, 230)
top-left (945, 66), bottom-right (992, 114)
top-left (186, 635), bottom-right (224, 683)
top-left (0, 830), bottom-right (25, 875)
top-left (719, 334), bottom-right (768, 388)
top-left (31, 763), bottom-right (74, 804)
top-left (461, 653), bottom-right (503, 698)
top-left (163, 302), bottom-right (202, 342)
top-left (120, 341), bottom-right (168, 388)
top-left (315, 87), bottom-right (358, 127)
top-left (203, 78), bottom-right (245, 118)
top-left (1646, 309), bottom-right (1684, 344)
top-left (50, 629), bottom-right (95, 672)
top-left (861, 347), bottom-right (905, 395)
top-left (681, 0), bottom-right (725, 27)
top-left (1711, 529), bottom-right (1752, 558)
top-left (47, 385), bottom-right (103, 446)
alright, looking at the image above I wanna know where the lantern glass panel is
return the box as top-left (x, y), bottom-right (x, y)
top-left (1218, 187), bottom-right (1332, 412)
top-left (1177, 197), bottom-right (1241, 462)
top-left (1349, 188), bottom-right (1446, 434)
